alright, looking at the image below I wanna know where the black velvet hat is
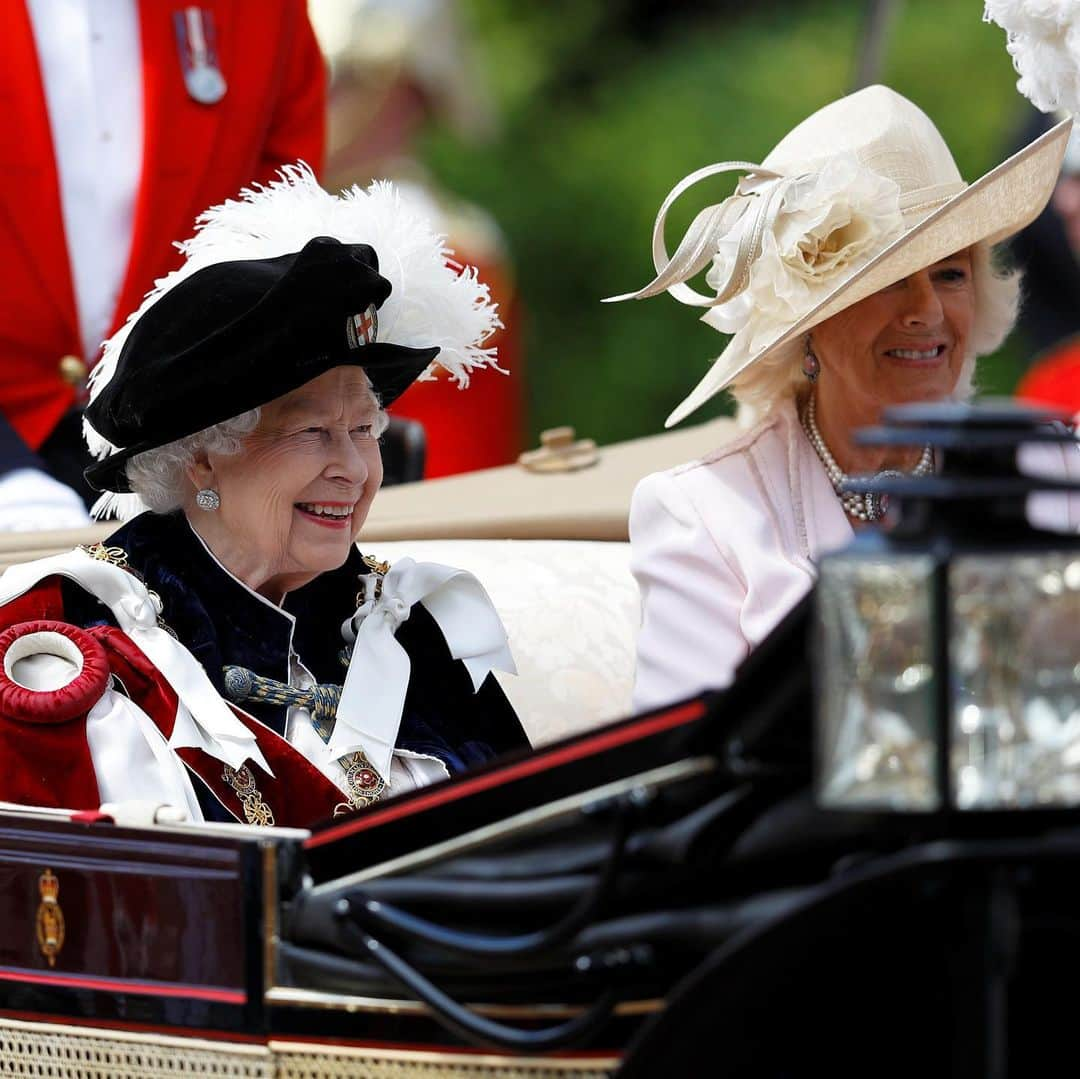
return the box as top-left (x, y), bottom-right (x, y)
top-left (84, 167), bottom-right (503, 510)
top-left (84, 237), bottom-right (439, 493)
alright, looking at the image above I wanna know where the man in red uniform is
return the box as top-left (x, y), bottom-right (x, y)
top-left (310, 0), bottom-right (525, 478)
top-left (0, 0), bottom-right (326, 520)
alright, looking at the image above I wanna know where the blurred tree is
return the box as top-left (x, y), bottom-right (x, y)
top-left (421, 0), bottom-right (1029, 446)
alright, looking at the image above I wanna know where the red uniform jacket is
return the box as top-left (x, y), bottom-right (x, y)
top-left (0, 0), bottom-right (326, 450)
top-left (1016, 337), bottom-right (1080, 417)
top-left (392, 256), bottom-right (526, 478)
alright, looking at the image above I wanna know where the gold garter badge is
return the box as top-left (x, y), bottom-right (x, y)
top-left (222, 764), bottom-right (276, 827)
top-left (35, 868), bottom-right (65, 967)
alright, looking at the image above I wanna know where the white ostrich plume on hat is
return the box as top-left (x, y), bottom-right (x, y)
top-left (984, 0), bottom-right (1080, 115)
top-left (83, 163), bottom-right (504, 470)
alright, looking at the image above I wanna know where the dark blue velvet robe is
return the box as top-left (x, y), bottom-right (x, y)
top-left (61, 512), bottom-right (529, 820)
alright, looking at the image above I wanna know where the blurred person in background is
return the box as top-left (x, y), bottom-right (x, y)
top-left (0, 0), bottom-right (325, 528)
top-left (1010, 112), bottom-right (1080, 416)
top-left (308, 0), bottom-right (525, 478)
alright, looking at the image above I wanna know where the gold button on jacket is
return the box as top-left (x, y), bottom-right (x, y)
top-left (59, 355), bottom-right (88, 387)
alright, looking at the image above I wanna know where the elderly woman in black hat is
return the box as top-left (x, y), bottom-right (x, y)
top-left (0, 168), bottom-right (526, 827)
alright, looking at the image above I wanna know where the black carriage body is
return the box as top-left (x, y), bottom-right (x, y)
top-left (3, 576), bottom-right (1078, 1076)
top-left (0, 678), bottom-right (742, 1066)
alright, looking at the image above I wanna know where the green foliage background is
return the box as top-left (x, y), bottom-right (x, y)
top-left (421, 0), bottom-right (1036, 446)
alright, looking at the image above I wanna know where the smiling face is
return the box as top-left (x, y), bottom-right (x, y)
top-left (185, 367), bottom-right (384, 601)
top-left (809, 251), bottom-right (976, 433)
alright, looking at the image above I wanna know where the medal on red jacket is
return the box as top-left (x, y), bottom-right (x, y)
top-left (173, 7), bottom-right (227, 105)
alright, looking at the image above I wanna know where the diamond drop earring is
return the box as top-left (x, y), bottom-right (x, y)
top-left (195, 488), bottom-right (221, 511)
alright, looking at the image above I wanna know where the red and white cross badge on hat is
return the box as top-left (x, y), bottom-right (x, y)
top-left (346, 305), bottom-right (379, 350)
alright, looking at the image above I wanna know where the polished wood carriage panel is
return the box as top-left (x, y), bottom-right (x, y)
top-left (0, 814), bottom-right (281, 1031)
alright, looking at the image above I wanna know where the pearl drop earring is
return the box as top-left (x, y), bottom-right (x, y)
top-left (802, 336), bottom-right (820, 383)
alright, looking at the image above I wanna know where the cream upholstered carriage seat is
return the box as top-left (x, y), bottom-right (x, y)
top-left (370, 540), bottom-right (641, 746)
top-left (350, 419), bottom-right (737, 743)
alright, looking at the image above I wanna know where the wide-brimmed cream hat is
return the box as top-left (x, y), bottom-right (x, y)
top-left (607, 85), bottom-right (1071, 427)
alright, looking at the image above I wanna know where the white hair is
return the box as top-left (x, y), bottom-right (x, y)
top-left (125, 410), bottom-right (262, 513)
top-left (729, 241), bottom-right (1022, 425)
top-left (125, 378), bottom-right (390, 513)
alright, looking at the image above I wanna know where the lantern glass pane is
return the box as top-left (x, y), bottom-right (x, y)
top-left (817, 556), bottom-right (938, 811)
top-left (950, 552), bottom-right (1080, 809)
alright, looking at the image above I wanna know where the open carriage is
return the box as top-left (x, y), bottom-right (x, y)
top-left (0, 418), bottom-right (727, 1077)
top-left (1, 405), bottom-right (1078, 1078)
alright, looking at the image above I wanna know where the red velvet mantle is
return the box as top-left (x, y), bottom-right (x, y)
top-left (0, 578), bottom-right (352, 826)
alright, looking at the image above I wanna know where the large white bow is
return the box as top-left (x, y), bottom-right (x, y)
top-left (0, 549), bottom-right (271, 774)
top-left (334, 557), bottom-right (516, 779)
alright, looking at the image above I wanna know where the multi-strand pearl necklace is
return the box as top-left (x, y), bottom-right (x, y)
top-left (801, 395), bottom-right (933, 523)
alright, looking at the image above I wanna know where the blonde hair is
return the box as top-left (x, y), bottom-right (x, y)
top-left (729, 241), bottom-right (1021, 425)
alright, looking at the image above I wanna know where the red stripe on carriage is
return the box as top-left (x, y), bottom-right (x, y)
top-left (0, 966), bottom-right (246, 1004)
top-left (306, 699), bottom-right (707, 848)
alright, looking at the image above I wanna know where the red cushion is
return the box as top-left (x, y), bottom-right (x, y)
top-left (0, 619), bottom-right (105, 809)
top-left (0, 620), bottom-right (110, 724)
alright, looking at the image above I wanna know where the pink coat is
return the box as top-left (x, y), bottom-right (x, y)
top-left (630, 398), bottom-right (1080, 713)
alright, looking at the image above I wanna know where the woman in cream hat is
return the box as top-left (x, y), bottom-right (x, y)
top-left (609, 84), bottom-right (1079, 713)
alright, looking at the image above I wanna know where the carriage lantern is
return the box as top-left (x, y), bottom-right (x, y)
top-left (815, 401), bottom-right (1080, 813)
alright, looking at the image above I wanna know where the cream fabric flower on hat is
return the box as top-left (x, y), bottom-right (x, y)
top-left (705, 155), bottom-right (904, 353)
top-left (765, 158), bottom-right (903, 282)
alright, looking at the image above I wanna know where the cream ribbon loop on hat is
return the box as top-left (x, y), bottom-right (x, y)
top-left (0, 550), bottom-right (272, 775)
top-left (334, 557), bottom-right (516, 779)
top-left (603, 161), bottom-right (796, 308)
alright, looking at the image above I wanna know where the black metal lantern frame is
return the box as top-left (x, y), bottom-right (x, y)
top-left (814, 401), bottom-right (1080, 816)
